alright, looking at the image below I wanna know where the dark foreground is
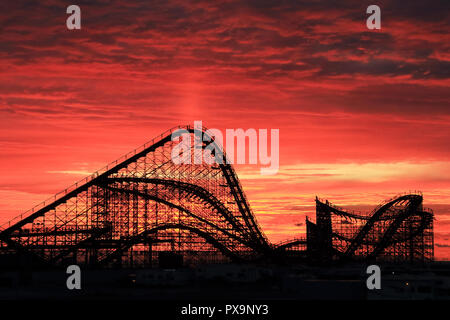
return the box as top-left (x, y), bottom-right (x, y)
top-left (0, 261), bottom-right (450, 301)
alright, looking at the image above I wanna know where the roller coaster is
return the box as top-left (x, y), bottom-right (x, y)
top-left (279, 195), bottom-right (434, 264)
top-left (0, 126), bottom-right (434, 269)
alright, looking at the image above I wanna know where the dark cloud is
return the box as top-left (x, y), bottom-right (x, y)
top-left (0, 0), bottom-right (448, 119)
top-left (383, 0), bottom-right (450, 23)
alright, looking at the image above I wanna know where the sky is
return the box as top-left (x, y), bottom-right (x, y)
top-left (0, 0), bottom-right (449, 259)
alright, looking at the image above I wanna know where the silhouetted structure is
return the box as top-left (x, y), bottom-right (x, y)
top-left (0, 126), bottom-right (434, 269)
top-left (279, 195), bottom-right (434, 264)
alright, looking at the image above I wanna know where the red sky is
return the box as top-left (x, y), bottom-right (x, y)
top-left (0, 0), bottom-right (449, 259)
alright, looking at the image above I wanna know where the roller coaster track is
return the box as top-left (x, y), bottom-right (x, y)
top-left (276, 195), bottom-right (433, 262)
top-left (343, 195), bottom-right (424, 258)
top-left (103, 185), bottom-right (257, 247)
top-left (96, 224), bottom-right (246, 266)
top-left (0, 125), bottom-right (434, 266)
top-left (0, 125), bottom-right (269, 267)
top-left (103, 177), bottom-right (258, 246)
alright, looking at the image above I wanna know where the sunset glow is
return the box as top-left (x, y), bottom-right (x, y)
top-left (0, 1), bottom-right (449, 259)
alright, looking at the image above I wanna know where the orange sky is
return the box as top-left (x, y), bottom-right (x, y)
top-left (0, 0), bottom-right (449, 259)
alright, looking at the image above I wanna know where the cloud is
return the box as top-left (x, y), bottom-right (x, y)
top-left (0, 0), bottom-right (449, 258)
top-left (239, 162), bottom-right (450, 184)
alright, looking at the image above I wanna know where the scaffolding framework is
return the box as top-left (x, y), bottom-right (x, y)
top-left (0, 126), bottom-right (269, 268)
top-left (0, 126), bottom-right (434, 268)
top-left (304, 195), bottom-right (434, 263)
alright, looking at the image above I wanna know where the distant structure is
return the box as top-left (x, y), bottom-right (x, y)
top-left (0, 126), bottom-right (434, 269)
top-left (278, 195), bottom-right (434, 264)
